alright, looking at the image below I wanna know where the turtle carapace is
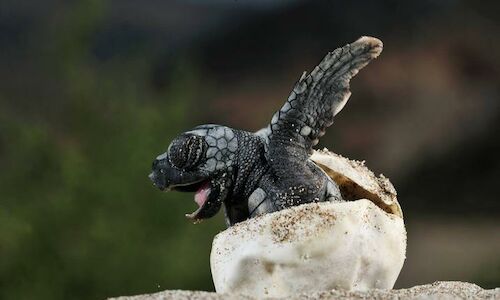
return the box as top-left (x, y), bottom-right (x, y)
top-left (149, 37), bottom-right (383, 226)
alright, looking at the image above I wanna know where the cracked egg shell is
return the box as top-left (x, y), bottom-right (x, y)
top-left (210, 148), bottom-right (406, 298)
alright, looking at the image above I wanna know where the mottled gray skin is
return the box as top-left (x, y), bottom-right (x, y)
top-left (149, 37), bottom-right (383, 226)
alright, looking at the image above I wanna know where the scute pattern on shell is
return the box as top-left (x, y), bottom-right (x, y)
top-left (187, 125), bottom-right (238, 173)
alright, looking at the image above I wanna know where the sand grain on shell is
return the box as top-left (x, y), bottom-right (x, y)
top-left (270, 203), bottom-right (337, 243)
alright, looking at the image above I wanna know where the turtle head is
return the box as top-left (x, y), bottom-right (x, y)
top-left (149, 125), bottom-right (238, 221)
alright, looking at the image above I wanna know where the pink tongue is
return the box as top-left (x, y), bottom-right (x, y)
top-left (194, 181), bottom-right (211, 207)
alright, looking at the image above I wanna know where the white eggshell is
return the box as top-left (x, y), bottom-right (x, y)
top-left (210, 149), bottom-right (406, 298)
top-left (210, 200), bottom-right (406, 298)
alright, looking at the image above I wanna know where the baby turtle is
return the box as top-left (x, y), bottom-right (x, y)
top-left (149, 37), bottom-right (383, 226)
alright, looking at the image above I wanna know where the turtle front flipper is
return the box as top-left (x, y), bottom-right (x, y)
top-left (261, 37), bottom-right (382, 179)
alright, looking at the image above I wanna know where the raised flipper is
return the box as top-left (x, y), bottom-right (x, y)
top-left (262, 37), bottom-right (383, 179)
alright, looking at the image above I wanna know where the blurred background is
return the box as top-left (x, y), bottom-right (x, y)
top-left (0, 0), bottom-right (499, 299)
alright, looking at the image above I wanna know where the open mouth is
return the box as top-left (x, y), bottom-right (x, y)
top-left (172, 179), bottom-right (221, 220)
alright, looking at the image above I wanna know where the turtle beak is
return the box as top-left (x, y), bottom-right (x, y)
top-left (148, 172), bottom-right (164, 190)
top-left (149, 158), bottom-right (171, 191)
top-left (149, 158), bottom-right (208, 192)
top-left (149, 170), bottom-right (167, 191)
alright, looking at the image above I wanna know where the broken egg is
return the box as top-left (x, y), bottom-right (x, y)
top-left (210, 149), bottom-right (406, 298)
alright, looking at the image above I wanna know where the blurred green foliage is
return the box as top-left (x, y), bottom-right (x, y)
top-left (0, 1), bottom-right (225, 299)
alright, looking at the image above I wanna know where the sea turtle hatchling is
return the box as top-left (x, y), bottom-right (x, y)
top-left (149, 36), bottom-right (383, 226)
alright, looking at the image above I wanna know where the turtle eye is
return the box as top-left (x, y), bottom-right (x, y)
top-left (168, 135), bottom-right (206, 170)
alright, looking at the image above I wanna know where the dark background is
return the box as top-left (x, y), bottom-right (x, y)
top-left (0, 0), bottom-right (499, 299)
